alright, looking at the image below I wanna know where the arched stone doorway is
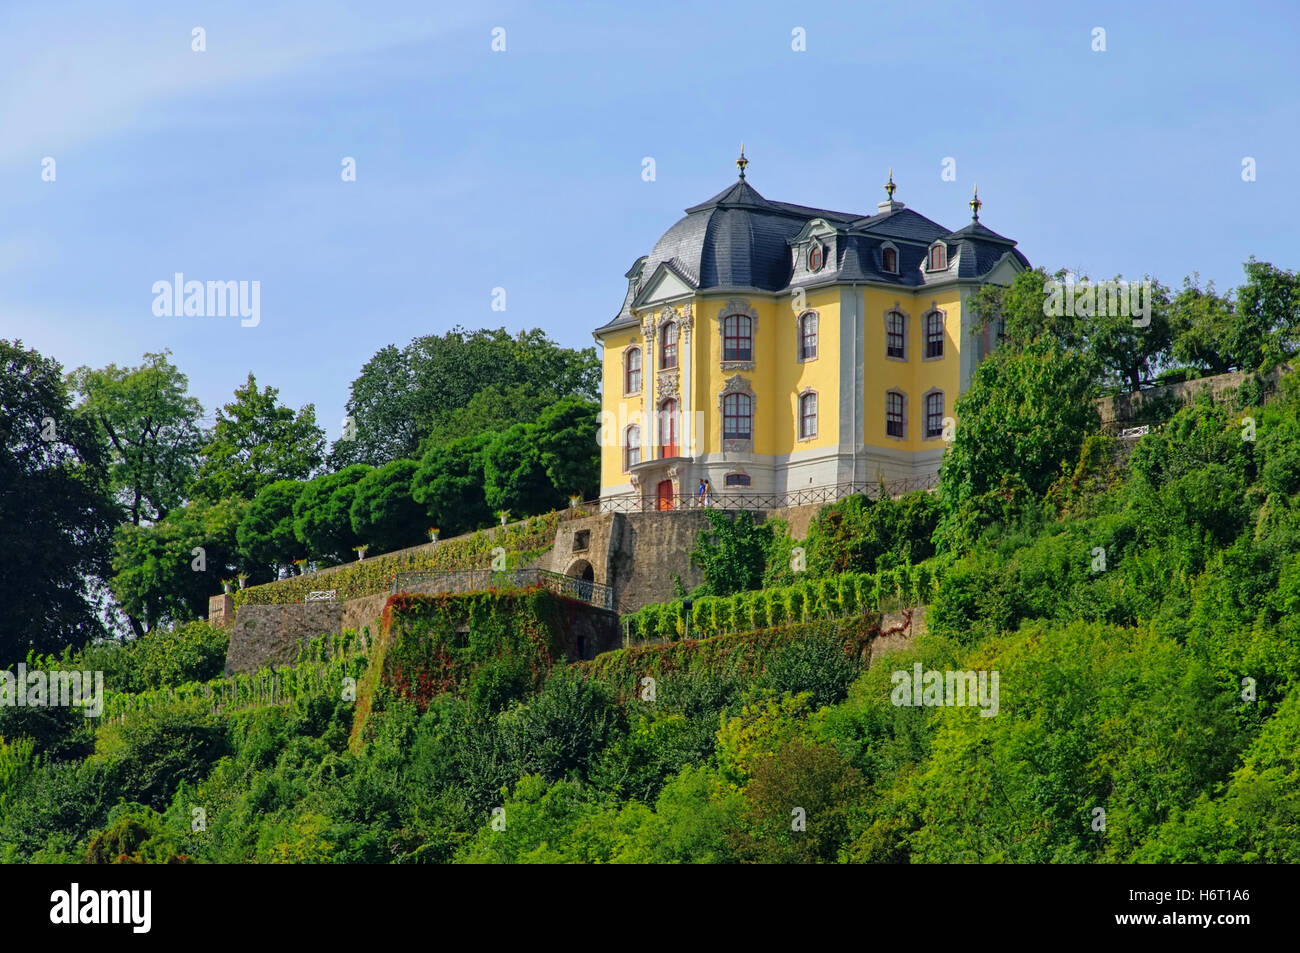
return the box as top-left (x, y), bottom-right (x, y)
top-left (565, 558), bottom-right (596, 605)
top-left (566, 559), bottom-right (595, 585)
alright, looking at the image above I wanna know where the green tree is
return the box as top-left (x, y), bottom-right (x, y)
top-left (68, 350), bottom-right (205, 525)
top-left (806, 491), bottom-right (940, 577)
top-left (348, 459), bottom-right (425, 554)
top-left (194, 373), bottom-right (324, 502)
top-left (690, 510), bottom-right (775, 596)
top-left (971, 266), bottom-right (1172, 392)
top-left (535, 396), bottom-right (600, 501)
top-left (482, 423), bottom-right (563, 516)
top-left (110, 498), bottom-right (245, 632)
top-left (1169, 275), bottom-right (1237, 374)
top-left (410, 433), bottom-right (492, 537)
top-left (331, 327), bottom-right (599, 467)
top-left (0, 340), bottom-right (118, 661)
top-left (937, 337), bottom-right (1099, 551)
top-left (1236, 258), bottom-right (1300, 368)
top-left (236, 480), bottom-right (306, 577)
top-left (292, 465), bottom-right (372, 564)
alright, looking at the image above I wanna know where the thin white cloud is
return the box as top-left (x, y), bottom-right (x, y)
top-left (0, 2), bottom-right (464, 166)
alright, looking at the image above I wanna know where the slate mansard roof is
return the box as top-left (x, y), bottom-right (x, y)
top-left (599, 176), bottom-right (1029, 333)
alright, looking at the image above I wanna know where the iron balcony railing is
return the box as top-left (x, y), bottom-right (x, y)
top-left (581, 475), bottom-right (939, 514)
top-left (391, 568), bottom-right (615, 611)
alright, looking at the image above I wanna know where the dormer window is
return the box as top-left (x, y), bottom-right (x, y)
top-left (927, 242), bottom-right (947, 272)
top-left (882, 244), bottom-right (898, 274)
top-left (807, 242), bottom-right (825, 272)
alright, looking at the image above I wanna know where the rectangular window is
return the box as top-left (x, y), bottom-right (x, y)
top-left (925, 393), bottom-right (944, 438)
top-left (661, 323), bottom-right (678, 369)
top-left (724, 315), bottom-right (752, 362)
top-left (799, 393), bottom-right (818, 439)
top-left (886, 313), bottom-right (905, 359)
top-left (800, 314), bottom-right (818, 360)
top-left (625, 348), bottom-right (642, 393)
top-left (723, 393), bottom-right (752, 440)
top-left (724, 473), bottom-right (751, 487)
top-left (886, 392), bottom-right (904, 438)
top-left (926, 314), bottom-right (944, 359)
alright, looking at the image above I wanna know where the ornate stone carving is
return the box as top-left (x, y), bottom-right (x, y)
top-left (717, 374), bottom-right (755, 405)
top-left (655, 370), bottom-right (679, 400)
top-left (715, 298), bottom-right (759, 334)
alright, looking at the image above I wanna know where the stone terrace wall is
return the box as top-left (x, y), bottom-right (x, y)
top-left (1098, 366), bottom-right (1289, 425)
top-left (225, 591), bottom-right (389, 675)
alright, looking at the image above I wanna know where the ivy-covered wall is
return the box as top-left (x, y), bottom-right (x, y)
top-left (349, 587), bottom-right (621, 748)
top-left (232, 512), bottom-right (562, 608)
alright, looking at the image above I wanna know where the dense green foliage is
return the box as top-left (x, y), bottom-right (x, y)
top-left (6, 260), bottom-right (1300, 864)
top-left (622, 564), bottom-right (939, 642)
top-left (329, 327), bottom-right (599, 468)
top-left (0, 340), bottom-right (119, 661)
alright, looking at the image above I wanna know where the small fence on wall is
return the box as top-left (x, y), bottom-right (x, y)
top-left (584, 474), bottom-right (940, 514)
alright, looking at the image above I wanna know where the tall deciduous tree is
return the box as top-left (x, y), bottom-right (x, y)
top-left (937, 337), bottom-right (1100, 552)
top-left (410, 433), bottom-right (492, 536)
top-left (349, 459), bottom-right (425, 554)
top-left (971, 267), bottom-right (1172, 392)
top-left (237, 479), bottom-right (307, 578)
top-left (0, 341), bottom-right (118, 661)
top-left (330, 327), bottom-right (599, 467)
top-left (68, 350), bottom-right (205, 525)
top-left (1169, 275), bottom-right (1236, 374)
top-left (292, 465), bottom-right (371, 564)
top-left (535, 396), bottom-right (600, 501)
top-left (110, 499), bottom-right (245, 634)
top-left (194, 373), bottom-right (324, 502)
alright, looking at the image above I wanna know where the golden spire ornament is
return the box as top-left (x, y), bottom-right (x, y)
top-left (969, 184), bottom-right (982, 221)
top-left (884, 168), bottom-right (896, 200)
top-left (736, 143), bottom-right (748, 179)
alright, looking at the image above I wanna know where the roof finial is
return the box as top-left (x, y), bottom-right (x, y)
top-left (969, 183), bottom-right (982, 222)
top-left (884, 168), bottom-right (896, 200)
top-left (736, 143), bottom-right (748, 180)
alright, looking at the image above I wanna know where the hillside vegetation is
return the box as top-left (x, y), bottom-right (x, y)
top-left (2, 260), bottom-right (1300, 862)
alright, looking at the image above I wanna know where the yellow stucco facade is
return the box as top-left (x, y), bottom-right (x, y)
top-left (594, 168), bottom-right (1027, 505)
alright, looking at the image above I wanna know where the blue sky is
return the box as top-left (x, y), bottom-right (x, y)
top-left (1, 0), bottom-right (1297, 440)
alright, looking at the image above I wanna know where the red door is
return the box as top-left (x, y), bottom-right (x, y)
top-left (656, 480), bottom-right (674, 511)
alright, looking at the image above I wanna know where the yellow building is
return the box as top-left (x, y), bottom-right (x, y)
top-left (594, 154), bottom-right (1028, 508)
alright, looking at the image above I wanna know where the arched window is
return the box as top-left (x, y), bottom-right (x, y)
top-left (724, 472), bottom-right (751, 487)
top-left (624, 347), bottom-right (642, 394)
top-left (925, 311), bottom-right (944, 359)
top-left (658, 399), bottom-right (678, 457)
top-left (925, 391), bottom-right (945, 439)
top-left (886, 311), bottom-right (906, 359)
top-left (723, 393), bottom-right (752, 441)
top-left (882, 244), bottom-right (898, 274)
top-left (624, 424), bottom-right (641, 471)
top-left (927, 242), bottom-right (947, 271)
top-left (723, 314), bottom-right (752, 362)
top-left (660, 322), bottom-right (678, 369)
top-left (799, 391), bottom-right (818, 439)
top-left (886, 390), bottom-right (906, 439)
top-left (798, 312), bottom-right (818, 361)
